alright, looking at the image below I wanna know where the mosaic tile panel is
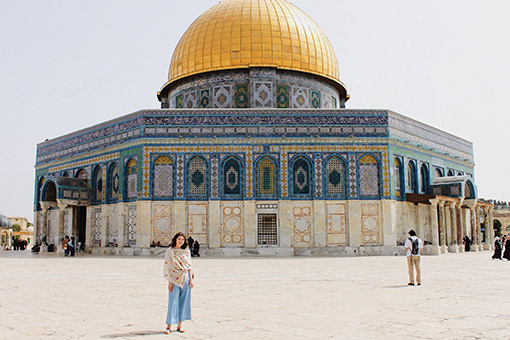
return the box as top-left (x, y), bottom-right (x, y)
top-left (348, 154), bottom-right (357, 198)
top-left (326, 157), bottom-right (346, 196)
top-left (281, 150), bottom-right (288, 197)
top-left (153, 159), bottom-right (174, 198)
top-left (213, 85), bottom-right (234, 108)
top-left (314, 153), bottom-right (323, 198)
top-left (152, 204), bottom-right (172, 246)
top-left (276, 85), bottom-right (289, 108)
top-left (257, 157), bottom-right (277, 197)
top-left (253, 82), bottom-right (274, 108)
top-left (211, 155), bottom-right (219, 198)
top-left (126, 159), bottom-right (137, 199)
top-left (188, 157), bottom-right (207, 197)
top-left (93, 167), bottom-right (103, 203)
top-left (292, 158), bottom-right (311, 196)
top-left (64, 209), bottom-right (71, 237)
top-left (322, 93), bottom-right (332, 109)
top-left (176, 155), bottom-right (185, 198)
top-left (359, 155), bottom-right (380, 197)
top-left (332, 97), bottom-right (337, 109)
top-left (246, 147), bottom-right (253, 198)
top-left (221, 204), bottom-right (243, 246)
top-left (183, 90), bottom-right (197, 109)
top-left (223, 158), bottom-right (241, 196)
top-left (187, 203), bottom-right (208, 245)
top-left (291, 86), bottom-right (309, 108)
top-left (292, 205), bottom-right (312, 245)
top-left (175, 95), bottom-right (183, 108)
top-left (326, 203), bottom-right (347, 245)
top-left (311, 90), bottom-right (321, 109)
top-left (199, 89), bottom-right (211, 108)
top-left (361, 203), bottom-right (381, 245)
top-left (127, 205), bottom-right (137, 246)
top-left (108, 205), bottom-right (120, 238)
top-left (235, 84), bottom-right (249, 108)
top-left (93, 208), bottom-right (102, 246)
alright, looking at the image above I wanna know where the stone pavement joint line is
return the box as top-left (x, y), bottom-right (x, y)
top-left (0, 251), bottom-right (508, 339)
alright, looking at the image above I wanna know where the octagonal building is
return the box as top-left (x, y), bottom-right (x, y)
top-left (34, 0), bottom-right (494, 256)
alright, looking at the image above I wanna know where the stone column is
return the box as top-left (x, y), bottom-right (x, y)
top-left (445, 202), bottom-right (452, 247)
top-left (488, 207), bottom-right (495, 248)
top-left (469, 206), bottom-right (477, 251)
top-left (428, 199), bottom-right (441, 254)
top-left (57, 201), bottom-right (68, 253)
top-left (448, 202), bottom-right (458, 252)
top-left (438, 201), bottom-right (447, 253)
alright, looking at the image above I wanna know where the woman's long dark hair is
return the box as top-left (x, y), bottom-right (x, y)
top-left (170, 232), bottom-right (188, 249)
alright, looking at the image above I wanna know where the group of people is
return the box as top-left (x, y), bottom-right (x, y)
top-left (12, 238), bottom-right (28, 250)
top-left (186, 236), bottom-right (200, 257)
top-left (492, 235), bottom-right (510, 260)
top-left (62, 235), bottom-right (76, 257)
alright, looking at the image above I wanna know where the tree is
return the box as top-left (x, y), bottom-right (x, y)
top-left (493, 219), bottom-right (502, 237)
top-left (12, 224), bottom-right (20, 232)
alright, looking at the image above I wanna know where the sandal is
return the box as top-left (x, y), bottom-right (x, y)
top-left (164, 327), bottom-right (171, 334)
top-left (176, 328), bottom-right (186, 333)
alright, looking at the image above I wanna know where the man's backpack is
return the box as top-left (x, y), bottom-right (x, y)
top-left (409, 237), bottom-right (419, 255)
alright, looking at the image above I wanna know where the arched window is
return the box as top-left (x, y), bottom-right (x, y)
top-left (447, 169), bottom-right (455, 176)
top-left (359, 155), bottom-right (380, 198)
top-left (42, 180), bottom-right (57, 202)
top-left (256, 156), bottom-right (278, 198)
top-left (407, 161), bottom-right (417, 193)
top-left (108, 163), bottom-right (120, 202)
top-left (75, 169), bottom-right (88, 179)
top-left (152, 156), bottom-right (174, 198)
top-left (420, 163), bottom-right (429, 194)
top-left (291, 157), bottom-right (312, 197)
top-left (126, 159), bottom-right (137, 200)
top-left (325, 156), bottom-right (346, 197)
top-left (222, 157), bottom-right (243, 197)
top-left (187, 157), bottom-right (208, 199)
top-left (61, 171), bottom-right (69, 177)
top-left (394, 158), bottom-right (402, 197)
top-left (435, 168), bottom-right (444, 178)
top-left (92, 165), bottom-right (103, 203)
top-left (465, 181), bottom-right (475, 199)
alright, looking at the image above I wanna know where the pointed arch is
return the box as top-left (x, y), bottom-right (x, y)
top-left (291, 155), bottom-right (312, 197)
top-left (125, 159), bottom-right (138, 200)
top-left (420, 163), bottom-right (430, 194)
top-left (407, 160), bottom-right (417, 193)
top-left (255, 156), bottom-right (278, 198)
top-left (92, 165), bottom-right (103, 203)
top-left (465, 180), bottom-right (476, 199)
top-left (393, 157), bottom-right (403, 197)
top-left (221, 155), bottom-right (243, 198)
top-left (152, 155), bottom-right (174, 199)
top-left (186, 156), bottom-right (209, 199)
top-left (41, 180), bottom-right (57, 202)
top-left (358, 154), bottom-right (380, 198)
top-left (75, 169), bottom-right (88, 179)
top-left (108, 162), bottom-right (120, 202)
top-left (324, 155), bottom-right (347, 197)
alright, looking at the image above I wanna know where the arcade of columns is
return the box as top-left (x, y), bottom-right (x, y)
top-left (428, 197), bottom-right (494, 254)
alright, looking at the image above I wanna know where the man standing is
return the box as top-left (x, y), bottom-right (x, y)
top-left (404, 230), bottom-right (423, 286)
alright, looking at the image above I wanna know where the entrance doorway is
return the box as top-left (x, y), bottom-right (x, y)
top-left (73, 206), bottom-right (87, 250)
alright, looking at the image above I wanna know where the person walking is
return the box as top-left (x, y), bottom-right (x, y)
top-left (492, 236), bottom-right (502, 260)
top-left (404, 230), bottom-right (423, 286)
top-left (193, 240), bottom-right (200, 257)
top-left (163, 232), bottom-right (194, 334)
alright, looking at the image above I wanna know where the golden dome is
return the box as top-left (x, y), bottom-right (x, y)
top-left (162, 0), bottom-right (346, 93)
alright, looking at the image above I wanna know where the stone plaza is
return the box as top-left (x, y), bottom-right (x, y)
top-left (1, 251), bottom-right (508, 339)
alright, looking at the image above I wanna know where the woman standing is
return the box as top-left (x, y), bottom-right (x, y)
top-left (492, 236), bottom-right (502, 260)
top-left (163, 232), bottom-right (194, 334)
top-left (503, 236), bottom-right (510, 261)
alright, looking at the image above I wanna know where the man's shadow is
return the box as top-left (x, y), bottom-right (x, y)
top-left (102, 331), bottom-right (164, 338)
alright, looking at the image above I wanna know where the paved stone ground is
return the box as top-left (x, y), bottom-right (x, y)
top-left (0, 250), bottom-right (509, 340)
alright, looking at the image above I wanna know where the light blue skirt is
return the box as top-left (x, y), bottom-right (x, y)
top-left (166, 273), bottom-right (192, 325)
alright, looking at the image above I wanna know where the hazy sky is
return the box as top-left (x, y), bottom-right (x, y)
top-left (1, 0), bottom-right (509, 221)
